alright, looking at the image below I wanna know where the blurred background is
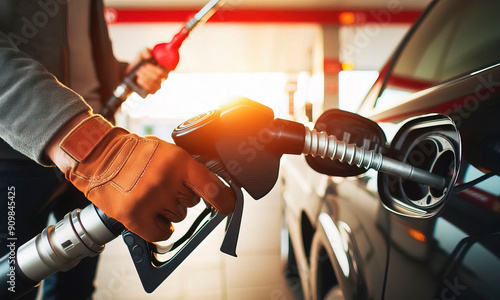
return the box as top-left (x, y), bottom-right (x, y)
top-left (92, 0), bottom-right (430, 299)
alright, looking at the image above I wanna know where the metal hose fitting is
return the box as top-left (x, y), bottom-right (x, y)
top-left (16, 205), bottom-right (118, 282)
top-left (302, 128), bottom-right (446, 190)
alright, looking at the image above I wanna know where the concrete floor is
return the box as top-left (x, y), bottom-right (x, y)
top-left (93, 182), bottom-right (296, 300)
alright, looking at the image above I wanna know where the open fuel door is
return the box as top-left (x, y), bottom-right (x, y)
top-left (378, 114), bottom-right (461, 218)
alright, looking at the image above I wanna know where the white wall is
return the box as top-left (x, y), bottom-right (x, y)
top-left (108, 23), bottom-right (322, 73)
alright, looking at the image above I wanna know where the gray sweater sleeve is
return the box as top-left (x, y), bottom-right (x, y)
top-left (0, 31), bottom-right (91, 165)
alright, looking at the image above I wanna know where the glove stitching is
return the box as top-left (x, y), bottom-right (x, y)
top-left (109, 181), bottom-right (131, 195)
top-left (111, 139), bottom-right (160, 192)
top-left (92, 137), bottom-right (135, 182)
top-left (73, 137), bottom-right (135, 182)
top-left (91, 139), bottom-right (160, 193)
top-left (75, 137), bottom-right (136, 198)
top-left (87, 144), bottom-right (136, 193)
top-left (90, 138), bottom-right (138, 185)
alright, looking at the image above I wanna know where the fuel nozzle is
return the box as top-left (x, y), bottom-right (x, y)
top-left (173, 98), bottom-right (446, 197)
top-left (252, 117), bottom-right (446, 190)
top-left (300, 127), bottom-right (446, 189)
top-left (100, 0), bottom-right (226, 120)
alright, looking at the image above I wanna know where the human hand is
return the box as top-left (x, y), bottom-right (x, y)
top-left (48, 114), bottom-right (235, 242)
top-left (126, 48), bottom-right (170, 95)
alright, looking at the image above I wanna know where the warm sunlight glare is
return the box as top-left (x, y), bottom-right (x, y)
top-left (123, 72), bottom-right (290, 120)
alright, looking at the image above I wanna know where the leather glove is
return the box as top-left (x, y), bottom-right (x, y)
top-left (59, 115), bottom-right (235, 242)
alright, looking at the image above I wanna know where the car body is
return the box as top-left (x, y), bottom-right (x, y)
top-left (280, 0), bottom-right (500, 299)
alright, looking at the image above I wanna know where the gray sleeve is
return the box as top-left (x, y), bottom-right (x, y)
top-left (0, 31), bottom-right (91, 165)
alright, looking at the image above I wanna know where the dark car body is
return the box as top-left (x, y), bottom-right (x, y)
top-left (280, 0), bottom-right (500, 299)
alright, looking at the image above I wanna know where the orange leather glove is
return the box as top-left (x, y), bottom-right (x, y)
top-left (59, 115), bottom-right (235, 242)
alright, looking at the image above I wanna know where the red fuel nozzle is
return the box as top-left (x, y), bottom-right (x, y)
top-left (152, 27), bottom-right (190, 71)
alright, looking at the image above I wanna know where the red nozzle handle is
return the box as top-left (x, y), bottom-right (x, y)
top-left (152, 27), bottom-right (190, 70)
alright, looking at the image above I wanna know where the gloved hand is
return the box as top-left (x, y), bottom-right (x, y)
top-left (58, 115), bottom-right (235, 242)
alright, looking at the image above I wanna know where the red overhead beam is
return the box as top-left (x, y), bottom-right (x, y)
top-left (104, 8), bottom-right (422, 25)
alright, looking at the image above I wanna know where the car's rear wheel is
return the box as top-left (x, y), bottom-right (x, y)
top-left (311, 231), bottom-right (344, 300)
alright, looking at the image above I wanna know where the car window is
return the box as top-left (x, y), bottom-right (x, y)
top-left (375, 0), bottom-right (500, 109)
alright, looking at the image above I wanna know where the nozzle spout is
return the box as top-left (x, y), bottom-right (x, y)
top-left (302, 128), bottom-right (446, 189)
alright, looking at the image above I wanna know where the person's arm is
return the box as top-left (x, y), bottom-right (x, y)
top-left (0, 31), bottom-right (235, 242)
top-left (0, 31), bottom-right (91, 165)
